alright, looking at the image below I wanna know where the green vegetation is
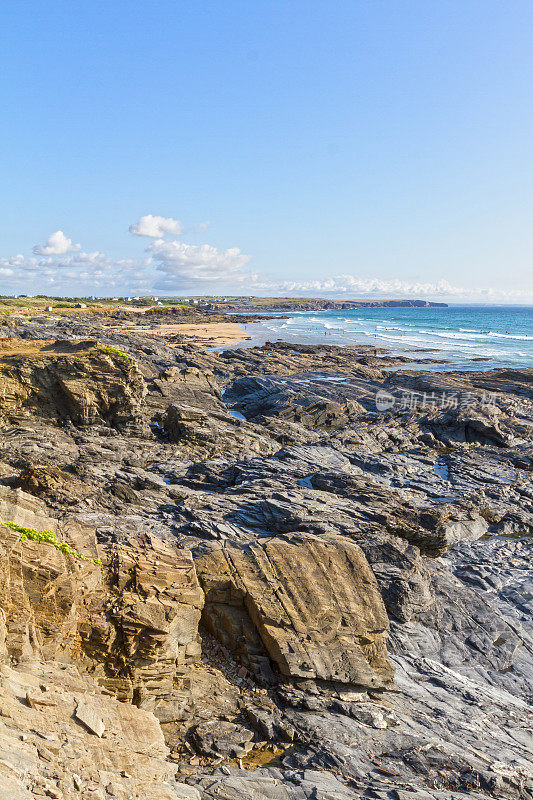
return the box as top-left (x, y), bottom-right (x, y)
top-left (97, 345), bottom-right (132, 363)
top-left (0, 520), bottom-right (102, 564)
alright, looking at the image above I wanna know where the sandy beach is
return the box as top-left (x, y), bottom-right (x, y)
top-left (119, 321), bottom-right (251, 346)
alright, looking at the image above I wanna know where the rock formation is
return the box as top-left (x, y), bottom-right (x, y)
top-left (0, 311), bottom-right (530, 799)
top-left (0, 339), bottom-right (146, 431)
top-left (197, 536), bottom-right (393, 688)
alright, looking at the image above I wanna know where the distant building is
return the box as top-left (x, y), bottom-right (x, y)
top-left (74, 302), bottom-right (87, 308)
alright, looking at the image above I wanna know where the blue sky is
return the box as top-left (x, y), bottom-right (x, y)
top-left (1, 0), bottom-right (532, 301)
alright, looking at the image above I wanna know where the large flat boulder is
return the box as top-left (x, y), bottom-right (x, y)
top-left (149, 365), bottom-right (225, 413)
top-left (196, 536), bottom-right (394, 689)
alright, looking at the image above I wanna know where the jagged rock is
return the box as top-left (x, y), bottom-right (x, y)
top-left (352, 533), bottom-right (434, 623)
top-left (108, 479), bottom-right (139, 503)
top-left (149, 365), bottom-right (225, 414)
top-left (219, 338), bottom-right (413, 376)
top-left (13, 464), bottom-right (95, 505)
top-left (161, 403), bottom-right (278, 457)
top-left (0, 660), bottom-right (184, 800)
top-left (250, 415), bottom-right (322, 445)
top-left (91, 537), bottom-right (205, 702)
top-left (224, 374), bottom-right (365, 427)
top-left (74, 701), bottom-right (106, 736)
top-left (310, 471), bottom-right (489, 556)
top-left (149, 692), bottom-right (195, 723)
top-left (0, 338), bottom-right (146, 432)
top-left (173, 468), bottom-right (487, 557)
top-left (245, 705), bottom-right (296, 742)
top-left (428, 405), bottom-right (519, 447)
top-left (0, 485), bottom-right (103, 664)
top-left (196, 536), bottom-right (394, 688)
top-left (192, 720), bottom-right (255, 757)
top-left (388, 369), bottom-right (533, 447)
top-left (0, 486), bottom-right (204, 703)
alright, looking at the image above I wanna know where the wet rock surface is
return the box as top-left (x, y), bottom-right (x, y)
top-left (0, 313), bottom-right (531, 799)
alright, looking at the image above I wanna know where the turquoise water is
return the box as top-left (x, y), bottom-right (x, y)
top-left (251, 305), bottom-right (533, 370)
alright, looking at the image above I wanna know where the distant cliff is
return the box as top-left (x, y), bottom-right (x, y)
top-left (223, 297), bottom-right (448, 311)
top-left (341, 299), bottom-right (448, 308)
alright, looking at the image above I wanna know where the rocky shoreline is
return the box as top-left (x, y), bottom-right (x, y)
top-left (0, 309), bottom-right (531, 800)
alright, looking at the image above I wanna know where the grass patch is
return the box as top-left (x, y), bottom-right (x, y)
top-left (0, 520), bottom-right (102, 564)
top-left (97, 345), bottom-right (132, 364)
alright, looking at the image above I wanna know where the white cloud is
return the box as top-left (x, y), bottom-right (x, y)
top-left (33, 230), bottom-right (81, 256)
top-left (149, 239), bottom-right (252, 289)
top-left (251, 274), bottom-right (533, 302)
top-left (0, 249), bottom-right (151, 295)
top-left (2, 221), bottom-right (531, 303)
top-left (129, 214), bottom-right (184, 238)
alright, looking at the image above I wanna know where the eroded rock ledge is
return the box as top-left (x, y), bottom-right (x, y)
top-left (0, 338), bottom-right (146, 431)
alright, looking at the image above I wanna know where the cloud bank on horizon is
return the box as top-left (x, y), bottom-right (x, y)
top-left (0, 216), bottom-right (531, 303)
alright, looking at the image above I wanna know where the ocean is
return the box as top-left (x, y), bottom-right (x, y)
top-left (241, 305), bottom-right (533, 371)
